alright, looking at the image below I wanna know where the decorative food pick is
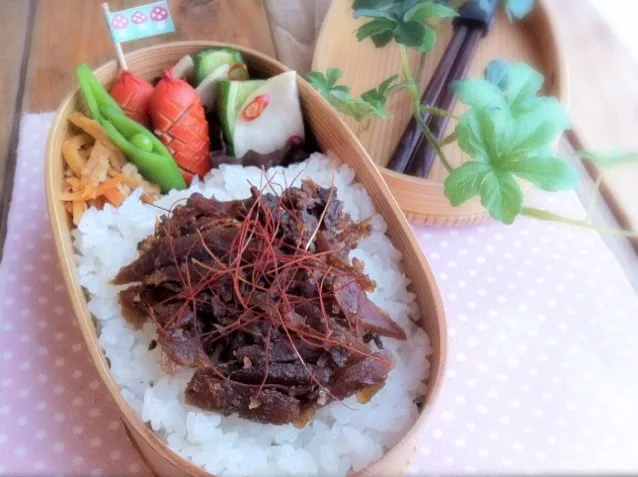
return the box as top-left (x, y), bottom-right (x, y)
top-left (388, 0), bottom-right (500, 177)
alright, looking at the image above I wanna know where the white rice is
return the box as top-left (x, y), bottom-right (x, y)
top-left (73, 154), bottom-right (431, 476)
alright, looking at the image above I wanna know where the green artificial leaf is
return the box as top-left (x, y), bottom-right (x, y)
top-left (504, 0), bottom-right (534, 21)
top-left (453, 77), bottom-right (507, 110)
top-left (506, 101), bottom-right (570, 156)
top-left (444, 161), bottom-right (492, 206)
top-left (484, 59), bottom-right (511, 88)
top-left (480, 171), bottom-right (523, 224)
top-left (356, 18), bottom-right (396, 43)
top-left (500, 155), bottom-right (579, 191)
top-left (353, 0), bottom-right (455, 50)
top-left (404, 1), bottom-right (457, 22)
top-left (308, 69), bottom-right (399, 121)
top-left (352, 0), bottom-right (397, 9)
top-left (353, 8), bottom-right (396, 20)
top-left (419, 27), bottom-right (438, 51)
top-left (455, 108), bottom-right (508, 162)
top-left (393, 20), bottom-right (428, 48)
top-left (307, 68), bottom-right (350, 96)
top-left (360, 74), bottom-right (400, 118)
top-left (502, 62), bottom-right (544, 113)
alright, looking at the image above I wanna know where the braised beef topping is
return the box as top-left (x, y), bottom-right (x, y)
top-left (115, 179), bottom-right (406, 425)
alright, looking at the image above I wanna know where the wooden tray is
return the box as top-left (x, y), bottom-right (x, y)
top-left (45, 42), bottom-right (447, 477)
top-left (312, 0), bottom-right (568, 226)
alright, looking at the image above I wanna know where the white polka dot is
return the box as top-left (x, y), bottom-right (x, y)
top-left (110, 450), bottom-right (121, 461)
top-left (72, 397), bottom-right (83, 407)
top-left (89, 380), bottom-right (101, 390)
top-left (478, 448), bottom-right (489, 458)
top-left (128, 463), bottom-right (141, 474)
top-left (2, 378), bottom-right (11, 388)
top-left (91, 469), bottom-right (103, 477)
top-left (72, 456), bottom-right (84, 466)
top-left (88, 408), bottom-right (101, 418)
top-left (499, 415), bottom-right (511, 425)
top-left (36, 429), bottom-right (47, 440)
top-left (432, 428), bottom-right (443, 438)
top-left (90, 437), bottom-right (102, 448)
top-left (14, 447), bottom-right (26, 457)
top-left (73, 425), bottom-right (84, 435)
top-left (108, 420), bottom-right (120, 431)
top-left (477, 405), bottom-right (488, 414)
top-left (0, 434), bottom-right (6, 444)
top-left (441, 411), bottom-right (455, 421)
top-left (17, 416), bottom-right (28, 426)
top-left (53, 412), bottom-right (65, 422)
top-left (454, 438), bottom-right (466, 447)
top-left (0, 405), bottom-right (10, 415)
top-left (54, 385), bottom-right (64, 395)
top-left (54, 442), bottom-right (65, 453)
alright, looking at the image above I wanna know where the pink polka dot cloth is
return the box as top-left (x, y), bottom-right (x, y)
top-left (2, 113), bottom-right (638, 476)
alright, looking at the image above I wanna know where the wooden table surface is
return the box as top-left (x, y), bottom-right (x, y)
top-left (1, 0), bottom-right (637, 286)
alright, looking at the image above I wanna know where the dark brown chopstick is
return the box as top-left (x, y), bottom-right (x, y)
top-left (405, 28), bottom-right (483, 177)
top-left (387, 0), bottom-right (500, 178)
top-left (387, 25), bottom-right (469, 172)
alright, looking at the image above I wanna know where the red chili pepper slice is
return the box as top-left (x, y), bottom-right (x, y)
top-left (241, 94), bottom-right (270, 121)
top-left (228, 64), bottom-right (249, 81)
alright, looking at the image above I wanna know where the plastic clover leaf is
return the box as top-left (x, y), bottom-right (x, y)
top-left (503, 0), bottom-right (534, 21)
top-left (479, 0), bottom-right (534, 22)
top-left (353, 0), bottom-right (457, 52)
top-left (308, 68), bottom-right (399, 121)
top-left (444, 102), bottom-right (578, 224)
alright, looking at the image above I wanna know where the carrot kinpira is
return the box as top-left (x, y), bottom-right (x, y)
top-left (149, 69), bottom-right (211, 183)
top-left (109, 70), bottom-right (154, 128)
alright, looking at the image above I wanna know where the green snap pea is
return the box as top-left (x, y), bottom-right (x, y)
top-left (101, 120), bottom-right (186, 193)
top-left (75, 64), bottom-right (187, 193)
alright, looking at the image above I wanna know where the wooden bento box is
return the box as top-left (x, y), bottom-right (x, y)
top-left (45, 42), bottom-right (447, 477)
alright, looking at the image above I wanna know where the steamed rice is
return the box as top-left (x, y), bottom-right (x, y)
top-left (73, 154), bottom-right (431, 476)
